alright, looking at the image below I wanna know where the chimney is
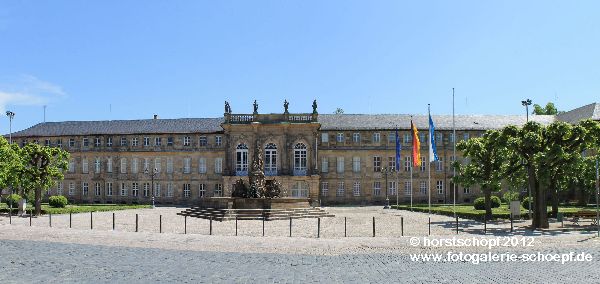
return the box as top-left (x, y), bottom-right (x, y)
top-left (153, 114), bottom-right (159, 120)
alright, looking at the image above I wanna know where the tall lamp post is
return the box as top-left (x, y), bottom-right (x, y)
top-left (144, 167), bottom-right (158, 209)
top-left (382, 166), bottom-right (391, 209)
top-left (6, 111), bottom-right (15, 144)
top-left (521, 99), bottom-right (533, 220)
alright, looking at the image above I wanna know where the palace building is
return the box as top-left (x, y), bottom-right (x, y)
top-left (8, 101), bottom-right (600, 206)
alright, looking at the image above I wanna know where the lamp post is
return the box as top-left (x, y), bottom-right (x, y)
top-left (382, 166), bottom-right (391, 209)
top-left (6, 111), bottom-right (15, 144)
top-left (144, 167), bottom-right (158, 208)
top-left (521, 99), bottom-right (533, 220)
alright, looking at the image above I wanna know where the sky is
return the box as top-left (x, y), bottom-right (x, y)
top-left (0, 1), bottom-right (599, 134)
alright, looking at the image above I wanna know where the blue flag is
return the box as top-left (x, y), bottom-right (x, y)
top-left (395, 128), bottom-right (401, 171)
top-left (428, 114), bottom-right (439, 162)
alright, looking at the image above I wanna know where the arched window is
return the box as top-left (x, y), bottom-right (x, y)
top-left (236, 144), bottom-right (248, 176)
top-left (293, 143), bottom-right (307, 176)
top-left (264, 143), bottom-right (277, 176)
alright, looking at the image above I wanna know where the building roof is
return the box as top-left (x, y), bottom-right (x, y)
top-left (318, 114), bottom-right (556, 131)
top-left (556, 103), bottom-right (600, 124)
top-left (11, 118), bottom-right (225, 138)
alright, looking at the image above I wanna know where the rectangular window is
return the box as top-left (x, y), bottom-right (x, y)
top-left (82, 182), bottom-right (89, 196)
top-left (420, 181), bottom-right (427, 195)
top-left (183, 136), bottom-right (191, 146)
top-left (199, 136), bottom-right (207, 146)
top-left (353, 181), bottom-right (361, 197)
top-left (214, 184), bottom-right (223, 197)
top-left (132, 157), bottom-right (138, 174)
top-left (57, 182), bottom-right (63, 195)
top-left (167, 183), bottom-right (174, 197)
top-left (95, 183), bottom-right (101, 196)
top-left (419, 133), bottom-right (426, 145)
top-left (155, 137), bottom-right (162, 146)
top-left (45, 139), bottom-right (51, 146)
top-left (94, 137), bottom-right (101, 147)
top-left (199, 184), bottom-right (206, 198)
top-left (131, 137), bottom-right (138, 147)
top-left (321, 133), bottom-right (329, 143)
top-left (336, 157), bottom-right (344, 173)
top-left (373, 156), bottom-right (381, 172)
top-left (167, 137), bottom-right (174, 146)
top-left (155, 158), bottom-right (161, 173)
top-left (167, 158), bottom-right (174, 173)
top-left (199, 157), bottom-right (207, 173)
top-left (120, 158), bottom-right (127, 174)
top-left (388, 132), bottom-right (395, 143)
top-left (69, 182), bottom-right (75, 196)
top-left (106, 137), bottom-right (112, 147)
top-left (183, 158), bottom-right (191, 173)
top-left (404, 156), bottom-right (411, 172)
top-left (321, 182), bottom-right (329, 196)
top-left (143, 137), bottom-right (150, 146)
top-left (57, 139), bottom-right (62, 148)
top-left (463, 133), bottom-right (470, 140)
top-left (321, 157), bottom-right (328, 173)
top-left (352, 133), bottom-right (360, 143)
top-left (68, 160), bottom-right (75, 173)
top-left (352, 157), bottom-right (360, 173)
top-left (82, 158), bottom-right (88, 174)
top-left (404, 181), bottom-right (412, 195)
top-left (106, 182), bottom-right (113, 196)
top-left (215, 158), bottom-right (223, 174)
top-left (107, 157), bottom-right (113, 173)
top-left (143, 183), bottom-right (150, 197)
top-left (388, 181), bottom-right (397, 196)
top-left (436, 158), bottom-right (444, 172)
top-left (420, 156), bottom-right (426, 172)
top-left (69, 138), bottom-right (75, 147)
top-left (215, 136), bottom-right (222, 146)
top-left (120, 137), bottom-right (127, 146)
top-left (373, 181), bottom-right (381, 196)
top-left (132, 182), bottom-right (139, 197)
top-left (449, 133), bottom-right (455, 143)
top-left (403, 133), bottom-right (412, 144)
top-left (336, 133), bottom-right (344, 142)
top-left (372, 132), bottom-right (380, 143)
top-left (436, 180), bottom-right (444, 194)
top-left (336, 182), bottom-right (345, 197)
top-left (83, 138), bottom-right (89, 147)
top-left (143, 158), bottom-right (149, 172)
top-left (463, 187), bottom-right (470, 194)
top-left (120, 183), bottom-right (127, 196)
top-left (436, 133), bottom-right (443, 144)
top-left (388, 156), bottom-right (396, 171)
top-left (154, 183), bottom-right (161, 197)
top-left (94, 158), bottom-right (101, 173)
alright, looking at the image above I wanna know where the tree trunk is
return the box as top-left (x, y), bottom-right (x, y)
top-left (483, 186), bottom-right (492, 221)
top-left (577, 186), bottom-right (587, 206)
top-left (35, 187), bottom-right (42, 216)
top-left (529, 165), bottom-right (549, 229)
top-left (550, 181), bottom-right (559, 218)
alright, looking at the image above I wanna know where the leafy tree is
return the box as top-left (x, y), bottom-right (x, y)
top-left (0, 138), bottom-right (23, 206)
top-left (20, 143), bottom-right (69, 216)
top-left (532, 102), bottom-right (559, 115)
top-left (453, 130), bottom-right (507, 220)
top-left (334, 108), bottom-right (344, 114)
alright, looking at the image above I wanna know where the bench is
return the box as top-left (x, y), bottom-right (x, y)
top-left (571, 211), bottom-right (598, 226)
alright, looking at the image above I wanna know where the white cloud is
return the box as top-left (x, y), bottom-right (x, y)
top-left (0, 75), bottom-right (66, 113)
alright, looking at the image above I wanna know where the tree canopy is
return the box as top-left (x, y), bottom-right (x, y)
top-left (532, 102), bottom-right (559, 115)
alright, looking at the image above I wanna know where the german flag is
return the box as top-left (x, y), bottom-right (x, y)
top-left (411, 119), bottom-right (420, 167)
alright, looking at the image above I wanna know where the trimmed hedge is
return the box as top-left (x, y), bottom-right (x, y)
top-left (473, 196), bottom-right (501, 210)
top-left (522, 197), bottom-right (533, 210)
top-left (49, 195), bottom-right (68, 208)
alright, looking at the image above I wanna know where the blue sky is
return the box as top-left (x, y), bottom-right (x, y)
top-left (1, 1), bottom-right (599, 133)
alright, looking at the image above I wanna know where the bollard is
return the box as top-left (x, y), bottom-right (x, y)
top-left (510, 216), bottom-right (514, 232)
top-left (456, 216), bottom-right (459, 234)
top-left (159, 215), bottom-right (162, 233)
top-left (289, 217), bottom-right (292, 237)
top-left (484, 217), bottom-right (487, 235)
top-left (184, 215), bottom-right (187, 234)
top-left (29, 209), bottom-right (32, 226)
top-left (235, 216), bottom-right (238, 236)
top-left (262, 213), bottom-right (265, 237)
top-left (344, 217), bottom-right (347, 237)
top-left (428, 217), bottom-right (431, 236)
top-left (69, 212), bottom-right (72, 228)
top-left (112, 213), bottom-right (115, 231)
top-left (210, 217), bottom-right (213, 235)
top-left (317, 217), bottom-right (321, 238)
top-left (9, 202), bottom-right (12, 224)
top-left (90, 212), bottom-right (93, 230)
top-left (49, 213), bottom-right (52, 227)
top-left (372, 216), bottom-right (375, 237)
top-left (136, 214), bottom-right (139, 232)
top-left (401, 217), bottom-right (404, 237)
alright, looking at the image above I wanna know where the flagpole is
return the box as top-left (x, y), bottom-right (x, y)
top-left (410, 116), bottom-right (414, 212)
top-left (428, 104), bottom-right (431, 215)
top-left (452, 88), bottom-right (456, 219)
top-left (396, 124), bottom-right (399, 209)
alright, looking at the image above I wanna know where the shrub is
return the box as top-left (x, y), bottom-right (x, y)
top-left (4, 193), bottom-right (21, 207)
top-left (49, 195), bottom-right (68, 208)
top-left (473, 196), bottom-right (501, 210)
top-left (522, 197), bottom-right (533, 210)
top-left (502, 191), bottom-right (519, 203)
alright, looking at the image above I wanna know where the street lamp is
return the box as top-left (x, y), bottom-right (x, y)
top-left (6, 111), bottom-right (15, 144)
top-left (382, 166), bottom-right (391, 209)
top-left (144, 167), bottom-right (158, 208)
top-left (521, 99), bottom-right (532, 220)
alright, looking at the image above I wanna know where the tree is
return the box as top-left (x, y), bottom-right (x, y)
top-left (20, 143), bottom-right (69, 216)
top-left (453, 130), bottom-right (507, 220)
top-left (334, 108), bottom-right (344, 114)
top-left (0, 137), bottom-right (22, 204)
top-left (532, 102), bottom-right (559, 115)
